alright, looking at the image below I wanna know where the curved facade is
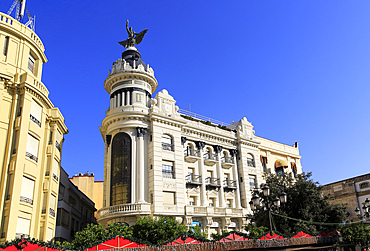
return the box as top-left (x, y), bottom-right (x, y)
top-left (98, 46), bottom-right (303, 237)
top-left (0, 13), bottom-right (68, 241)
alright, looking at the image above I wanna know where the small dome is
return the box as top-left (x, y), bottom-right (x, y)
top-left (122, 48), bottom-right (146, 69)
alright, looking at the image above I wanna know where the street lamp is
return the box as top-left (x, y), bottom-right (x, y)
top-left (249, 184), bottom-right (288, 232)
top-left (355, 197), bottom-right (370, 220)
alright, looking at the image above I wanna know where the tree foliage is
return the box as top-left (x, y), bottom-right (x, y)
top-left (71, 223), bottom-right (106, 249)
top-left (248, 172), bottom-right (346, 236)
top-left (131, 216), bottom-right (187, 245)
top-left (245, 223), bottom-right (268, 238)
top-left (341, 224), bottom-right (370, 247)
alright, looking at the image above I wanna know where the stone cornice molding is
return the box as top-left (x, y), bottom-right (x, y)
top-left (258, 145), bottom-right (301, 159)
top-left (150, 113), bottom-right (187, 128)
top-left (182, 128), bottom-right (237, 147)
top-left (104, 70), bottom-right (158, 95)
top-left (237, 138), bottom-right (260, 149)
top-left (101, 114), bottom-right (150, 132)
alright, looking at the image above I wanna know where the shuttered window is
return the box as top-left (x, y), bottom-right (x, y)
top-left (163, 192), bottom-right (175, 205)
top-left (47, 227), bottom-right (53, 241)
top-left (53, 159), bottom-right (59, 180)
top-left (50, 194), bottom-right (56, 210)
top-left (26, 134), bottom-right (39, 162)
top-left (16, 218), bottom-right (30, 237)
top-left (20, 176), bottom-right (34, 205)
top-left (28, 54), bottom-right (35, 73)
top-left (30, 100), bottom-right (42, 127)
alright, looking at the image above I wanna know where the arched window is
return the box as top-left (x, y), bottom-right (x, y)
top-left (247, 153), bottom-right (255, 167)
top-left (110, 132), bottom-right (131, 206)
top-left (161, 135), bottom-right (173, 151)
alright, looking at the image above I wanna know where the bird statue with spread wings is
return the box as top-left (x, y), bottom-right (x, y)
top-left (119, 20), bottom-right (148, 48)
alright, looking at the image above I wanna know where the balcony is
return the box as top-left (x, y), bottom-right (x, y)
top-left (184, 149), bottom-right (200, 163)
top-left (204, 153), bottom-right (218, 166)
top-left (55, 141), bottom-right (61, 151)
top-left (221, 156), bottom-right (234, 169)
top-left (53, 173), bottom-right (59, 181)
top-left (205, 177), bottom-right (221, 188)
top-left (185, 174), bottom-right (202, 186)
top-left (185, 206), bottom-right (245, 217)
top-left (162, 142), bottom-right (174, 151)
top-left (97, 203), bottom-right (151, 220)
top-left (49, 208), bottom-right (55, 217)
top-left (223, 179), bottom-right (237, 190)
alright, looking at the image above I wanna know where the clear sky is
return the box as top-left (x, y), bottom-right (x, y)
top-left (1, 1), bottom-right (369, 185)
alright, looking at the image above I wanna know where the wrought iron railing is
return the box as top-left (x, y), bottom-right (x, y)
top-left (45, 171), bottom-right (50, 176)
top-left (162, 142), bottom-right (174, 151)
top-left (223, 179), bottom-right (237, 188)
top-left (222, 156), bottom-right (234, 164)
top-left (204, 152), bottom-right (218, 161)
top-left (247, 159), bottom-right (255, 167)
top-left (179, 109), bottom-right (230, 127)
top-left (162, 170), bottom-right (175, 179)
top-left (205, 177), bottom-right (221, 187)
top-left (53, 173), bottom-right (58, 181)
top-left (184, 148), bottom-right (200, 157)
top-left (20, 196), bottom-right (33, 205)
top-left (29, 114), bottom-right (41, 127)
top-left (49, 208), bottom-right (55, 217)
top-left (185, 174), bottom-right (202, 184)
top-left (25, 152), bottom-right (38, 162)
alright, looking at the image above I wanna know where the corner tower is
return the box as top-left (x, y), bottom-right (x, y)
top-left (99, 21), bottom-right (157, 226)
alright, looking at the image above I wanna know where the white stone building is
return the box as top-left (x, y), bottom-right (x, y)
top-left (97, 46), bottom-right (302, 236)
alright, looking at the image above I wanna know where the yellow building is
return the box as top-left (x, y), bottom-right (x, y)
top-left (70, 172), bottom-right (104, 218)
top-left (0, 12), bottom-right (68, 241)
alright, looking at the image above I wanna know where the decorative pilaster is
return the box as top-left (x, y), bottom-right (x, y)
top-left (214, 145), bottom-right (225, 207)
top-left (231, 149), bottom-right (241, 208)
top-left (196, 141), bottom-right (207, 206)
top-left (137, 127), bottom-right (147, 203)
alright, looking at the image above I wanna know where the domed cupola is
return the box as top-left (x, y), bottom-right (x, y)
top-left (121, 48), bottom-right (146, 69)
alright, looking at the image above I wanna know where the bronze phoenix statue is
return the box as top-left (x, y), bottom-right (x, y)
top-left (119, 20), bottom-right (148, 48)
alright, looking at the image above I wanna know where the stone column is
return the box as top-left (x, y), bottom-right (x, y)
top-left (137, 127), bottom-right (147, 203)
top-left (197, 141), bottom-right (207, 206)
top-left (126, 91), bottom-right (130, 106)
top-left (113, 94), bottom-right (117, 108)
top-left (231, 149), bottom-right (241, 208)
top-left (214, 145), bottom-right (225, 208)
top-left (117, 92), bottom-right (121, 107)
top-left (110, 97), bottom-right (113, 109)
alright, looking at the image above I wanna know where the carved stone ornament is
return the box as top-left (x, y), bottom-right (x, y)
top-left (230, 149), bottom-right (238, 157)
top-left (196, 141), bottom-right (206, 150)
top-left (181, 136), bottom-right (187, 145)
top-left (214, 145), bottom-right (223, 154)
top-left (106, 135), bottom-right (112, 147)
top-left (137, 127), bottom-right (147, 137)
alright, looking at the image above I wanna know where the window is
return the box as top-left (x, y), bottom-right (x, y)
top-left (291, 162), bottom-right (298, 178)
top-left (227, 199), bottom-right (233, 208)
top-left (30, 100), bottom-right (42, 127)
top-left (162, 161), bottom-right (175, 179)
top-left (189, 196), bottom-right (196, 206)
top-left (20, 176), bottom-right (34, 205)
top-left (209, 198), bottom-right (215, 207)
top-left (50, 194), bottom-right (56, 217)
top-left (261, 156), bottom-right (268, 172)
top-left (247, 153), bottom-right (255, 167)
top-left (15, 218), bottom-right (30, 238)
top-left (360, 183), bottom-right (369, 189)
top-left (3, 36), bottom-right (9, 56)
top-left (111, 132), bottom-right (132, 206)
top-left (53, 159), bottom-right (59, 181)
top-left (26, 134), bottom-right (39, 162)
top-left (47, 227), bottom-right (53, 241)
top-left (28, 54), bottom-right (35, 73)
top-left (161, 135), bottom-right (173, 151)
top-left (136, 93), bottom-right (143, 103)
top-left (275, 159), bottom-right (287, 176)
top-left (249, 175), bottom-right (256, 189)
top-left (163, 192), bottom-right (175, 205)
top-left (55, 130), bottom-right (62, 151)
top-left (59, 184), bottom-right (65, 199)
top-left (56, 208), bottom-right (69, 228)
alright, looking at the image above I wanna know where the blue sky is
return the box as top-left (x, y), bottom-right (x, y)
top-left (2, 1), bottom-right (369, 185)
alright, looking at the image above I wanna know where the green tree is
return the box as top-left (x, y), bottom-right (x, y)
top-left (341, 224), bottom-right (370, 248)
top-left (245, 223), bottom-right (268, 238)
top-left (188, 225), bottom-right (207, 239)
top-left (131, 216), bottom-right (187, 245)
top-left (106, 222), bottom-right (133, 237)
top-left (248, 172), bottom-right (346, 236)
top-left (71, 223), bottom-right (107, 249)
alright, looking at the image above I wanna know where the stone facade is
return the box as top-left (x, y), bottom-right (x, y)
top-left (0, 12), bottom-right (68, 241)
top-left (97, 46), bottom-right (302, 237)
top-left (322, 173), bottom-right (370, 223)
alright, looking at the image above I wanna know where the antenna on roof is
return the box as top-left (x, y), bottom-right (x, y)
top-left (7, 0), bottom-right (35, 31)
